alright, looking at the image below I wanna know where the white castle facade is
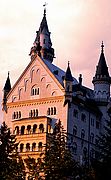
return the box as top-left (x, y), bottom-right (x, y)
top-left (2, 8), bottom-right (111, 164)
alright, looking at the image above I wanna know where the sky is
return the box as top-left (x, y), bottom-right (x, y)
top-left (0, 0), bottom-right (111, 123)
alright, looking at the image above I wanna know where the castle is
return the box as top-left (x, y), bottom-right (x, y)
top-left (2, 7), bottom-right (111, 164)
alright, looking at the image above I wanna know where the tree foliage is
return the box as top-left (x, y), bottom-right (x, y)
top-left (43, 120), bottom-right (79, 180)
top-left (92, 114), bottom-right (111, 180)
top-left (25, 156), bottom-right (43, 180)
top-left (0, 121), bottom-right (26, 180)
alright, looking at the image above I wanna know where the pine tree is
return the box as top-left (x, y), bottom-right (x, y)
top-left (0, 122), bottom-right (26, 180)
top-left (24, 156), bottom-right (43, 180)
top-left (43, 120), bottom-right (79, 180)
top-left (92, 110), bottom-right (111, 180)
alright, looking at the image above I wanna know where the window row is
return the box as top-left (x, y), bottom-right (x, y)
top-left (29, 109), bottom-right (38, 117)
top-left (19, 142), bottom-right (43, 152)
top-left (12, 107), bottom-right (57, 120)
top-left (73, 110), bottom-right (86, 122)
top-left (31, 87), bottom-right (39, 96)
top-left (14, 124), bottom-right (44, 135)
top-left (73, 127), bottom-right (95, 144)
top-left (47, 107), bottom-right (56, 115)
top-left (73, 109), bottom-right (100, 129)
top-left (12, 111), bottom-right (21, 119)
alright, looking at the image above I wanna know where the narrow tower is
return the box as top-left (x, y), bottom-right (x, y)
top-left (30, 6), bottom-right (54, 62)
top-left (64, 62), bottom-right (73, 105)
top-left (92, 42), bottom-right (111, 102)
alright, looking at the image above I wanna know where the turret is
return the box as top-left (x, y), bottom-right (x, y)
top-left (30, 6), bottom-right (54, 63)
top-left (3, 72), bottom-right (11, 112)
top-left (92, 42), bottom-right (111, 102)
top-left (64, 62), bottom-right (73, 105)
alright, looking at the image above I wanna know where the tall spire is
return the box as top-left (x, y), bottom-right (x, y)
top-left (3, 72), bottom-right (11, 111)
top-left (92, 43), bottom-right (111, 102)
top-left (4, 72), bottom-right (11, 91)
top-left (101, 41), bottom-right (104, 54)
top-left (92, 42), bottom-right (111, 83)
top-left (30, 4), bottom-right (54, 63)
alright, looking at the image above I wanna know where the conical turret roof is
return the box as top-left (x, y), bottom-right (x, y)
top-left (64, 62), bottom-right (73, 81)
top-left (93, 42), bottom-right (111, 84)
top-left (4, 72), bottom-right (11, 91)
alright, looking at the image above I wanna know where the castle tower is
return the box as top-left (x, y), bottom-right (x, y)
top-left (64, 62), bottom-right (73, 104)
top-left (92, 42), bottom-right (111, 102)
top-left (30, 6), bottom-right (54, 62)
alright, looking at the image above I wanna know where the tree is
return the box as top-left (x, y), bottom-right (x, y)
top-left (25, 156), bottom-right (43, 180)
top-left (43, 120), bottom-right (79, 180)
top-left (92, 110), bottom-right (111, 180)
top-left (0, 121), bottom-right (26, 180)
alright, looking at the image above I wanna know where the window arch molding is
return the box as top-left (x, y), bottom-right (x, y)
top-left (31, 84), bottom-right (40, 96)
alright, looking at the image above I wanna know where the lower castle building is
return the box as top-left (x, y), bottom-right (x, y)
top-left (2, 8), bottom-right (111, 164)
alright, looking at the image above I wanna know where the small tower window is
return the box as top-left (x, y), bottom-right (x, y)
top-left (20, 144), bottom-right (24, 152)
top-left (38, 142), bottom-right (42, 151)
top-left (39, 124), bottom-right (44, 133)
top-left (81, 113), bottom-right (86, 122)
top-left (73, 125), bottom-right (77, 136)
top-left (26, 143), bottom-right (30, 152)
top-left (73, 109), bottom-right (78, 118)
top-left (32, 143), bottom-right (36, 151)
top-left (43, 39), bottom-right (45, 44)
top-left (21, 126), bottom-right (25, 135)
top-left (33, 124), bottom-right (37, 133)
top-left (81, 129), bottom-right (85, 139)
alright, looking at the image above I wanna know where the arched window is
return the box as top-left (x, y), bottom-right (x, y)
top-left (32, 143), bottom-right (36, 151)
top-left (51, 107), bottom-right (53, 115)
top-left (81, 113), bottom-right (86, 122)
top-left (19, 111), bottom-right (21, 118)
top-left (33, 124), bottom-right (37, 133)
top-left (90, 133), bottom-right (94, 143)
top-left (73, 125), bottom-right (77, 136)
top-left (38, 142), bottom-right (42, 151)
top-left (83, 147), bottom-right (87, 160)
top-left (31, 85), bottom-right (39, 96)
top-left (73, 142), bottom-right (77, 154)
top-left (39, 124), bottom-right (44, 133)
top-left (90, 148), bottom-right (94, 159)
top-left (20, 144), bottom-right (24, 152)
top-left (54, 107), bottom-right (56, 115)
top-left (13, 112), bottom-right (16, 119)
top-left (47, 108), bottom-right (50, 115)
top-left (26, 143), bottom-right (30, 152)
top-left (81, 129), bottom-right (85, 139)
top-left (73, 109), bottom-right (78, 118)
top-left (21, 126), bottom-right (25, 135)
top-left (27, 125), bottom-right (31, 134)
top-left (15, 126), bottom-right (19, 135)
top-left (29, 109), bottom-right (38, 117)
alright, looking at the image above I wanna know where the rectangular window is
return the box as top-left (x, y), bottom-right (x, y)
top-left (73, 109), bottom-right (78, 118)
top-left (91, 118), bottom-right (94, 126)
top-left (81, 113), bottom-right (86, 122)
top-left (96, 121), bottom-right (100, 129)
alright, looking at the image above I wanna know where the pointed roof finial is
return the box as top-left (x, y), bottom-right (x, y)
top-left (8, 71), bottom-right (10, 77)
top-left (68, 61), bottom-right (70, 67)
top-left (101, 41), bottom-right (104, 53)
top-left (43, 2), bottom-right (47, 16)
